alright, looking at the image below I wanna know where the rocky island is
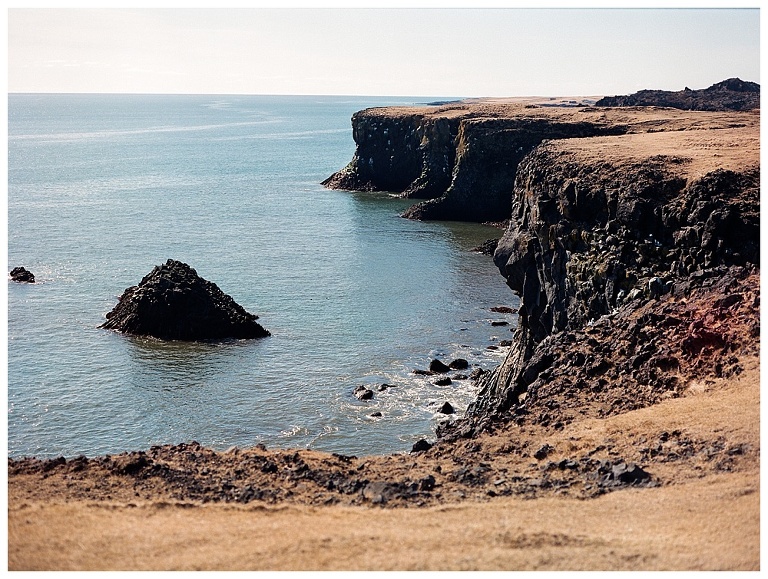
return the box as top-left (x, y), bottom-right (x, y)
top-left (99, 259), bottom-right (270, 341)
top-left (9, 81), bottom-right (760, 571)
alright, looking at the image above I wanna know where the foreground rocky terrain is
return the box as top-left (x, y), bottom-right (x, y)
top-left (9, 82), bottom-right (760, 570)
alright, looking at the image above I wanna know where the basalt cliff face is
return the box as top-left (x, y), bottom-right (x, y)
top-left (453, 128), bottom-right (760, 436)
top-left (323, 104), bottom-right (629, 223)
top-left (325, 91), bottom-right (760, 441)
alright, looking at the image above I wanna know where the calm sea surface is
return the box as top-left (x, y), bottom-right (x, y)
top-left (8, 94), bottom-right (517, 458)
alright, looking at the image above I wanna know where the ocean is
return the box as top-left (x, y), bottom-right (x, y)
top-left (8, 94), bottom-right (517, 458)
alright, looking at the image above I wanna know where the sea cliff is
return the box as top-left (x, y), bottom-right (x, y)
top-left (324, 85), bottom-right (760, 441)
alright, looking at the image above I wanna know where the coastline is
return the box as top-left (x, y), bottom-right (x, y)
top-left (9, 85), bottom-right (760, 570)
top-left (9, 354), bottom-right (760, 570)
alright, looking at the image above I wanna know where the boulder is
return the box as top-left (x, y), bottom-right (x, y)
top-left (100, 259), bottom-right (270, 341)
top-left (354, 386), bottom-right (374, 401)
top-left (411, 439), bottom-right (433, 453)
top-left (429, 359), bottom-right (451, 373)
top-left (449, 358), bottom-right (469, 370)
top-left (437, 401), bottom-right (455, 414)
top-left (10, 267), bottom-right (35, 283)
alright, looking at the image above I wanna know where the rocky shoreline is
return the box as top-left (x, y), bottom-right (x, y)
top-left (9, 80), bottom-right (760, 514)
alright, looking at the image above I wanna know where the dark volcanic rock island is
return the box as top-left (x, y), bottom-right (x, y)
top-left (99, 259), bottom-right (270, 341)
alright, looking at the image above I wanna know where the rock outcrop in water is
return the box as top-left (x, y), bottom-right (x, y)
top-left (9, 267), bottom-right (35, 283)
top-left (100, 259), bottom-right (270, 341)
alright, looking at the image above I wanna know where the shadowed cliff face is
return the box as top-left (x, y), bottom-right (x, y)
top-left (461, 134), bottom-right (759, 424)
top-left (321, 109), bottom-right (460, 199)
top-left (324, 98), bottom-right (759, 441)
top-left (324, 109), bottom-right (628, 223)
top-left (401, 118), bottom-right (625, 222)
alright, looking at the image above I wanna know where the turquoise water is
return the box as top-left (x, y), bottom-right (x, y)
top-left (8, 94), bottom-right (517, 458)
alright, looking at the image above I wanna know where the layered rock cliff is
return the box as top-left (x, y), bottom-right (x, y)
top-left (325, 91), bottom-right (759, 441)
top-left (456, 127), bottom-right (760, 433)
top-left (323, 95), bottom-right (759, 223)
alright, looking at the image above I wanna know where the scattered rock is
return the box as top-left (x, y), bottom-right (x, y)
top-left (354, 386), bottom-right (374, 401)
top-left (10, 267), bottom-right (35, 283)
top-left (100, 259), bottom-right (270, 341)
top-left (438, 402), bottom-right (455, 415)
top-left (411, 439), bottom-right (433, 453)
top-left (419, 475), bottom-right (436, 491)
top-left (473, 238), bottom-right (499, 255)
top-left (429, 359), bottom-right (451, 373)
top-left (610, 462), bottom-right (651, 485)
top-left (369, 412), bottom-right (382, 418)
top-left (449, 358), bottom-right (469, 370)
top-left (534, 444), bottom-right (553, 460)
top-left (433, 377), bottom-right (452, 386)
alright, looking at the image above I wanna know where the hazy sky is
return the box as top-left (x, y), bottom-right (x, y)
top-left (7, 6), bottom-right (761, 97)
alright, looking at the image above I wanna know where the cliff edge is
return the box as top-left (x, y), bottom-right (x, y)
top-left (324, 86), bottom-right (759, 443)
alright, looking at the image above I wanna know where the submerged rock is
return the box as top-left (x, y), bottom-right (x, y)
top-left (10, 267), bottom-right (35, 283)
top-left (100, 259), bottom-right (270, 341)
top-left (354, 386), bottom-right (374, 401)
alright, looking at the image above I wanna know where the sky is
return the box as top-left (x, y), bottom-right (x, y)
top-left (4, 5), bottom-right (763, 98)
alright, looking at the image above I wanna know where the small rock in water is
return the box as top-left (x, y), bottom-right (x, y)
top-left (437, 401), bottom-right (455, 414)
top-left (429, 359), bottom-right (451, 373)
top-left (473, 238), bottom-right (499, 255)
top-left (449, 358), bottom-right (469, 370)
top-left (433, 377), bottom-right (452, 386)
top-left (10, 267), bottom-right (35, 283)
top-left (491, 320), bottom-right (509, 326)
top-left (369, 411), bottom-right (383, 418)
top-left (490, 306), bottom-right (515, 314)
top-left (354, 385), bottom-right (374, 400)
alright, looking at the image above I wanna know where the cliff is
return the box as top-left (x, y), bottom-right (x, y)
top-left (323, 97), bottom-right (759, 223)
top-left (324, 92), bottom-right (760, 442)
top-left (449, 125), bottom-right (760, 436)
